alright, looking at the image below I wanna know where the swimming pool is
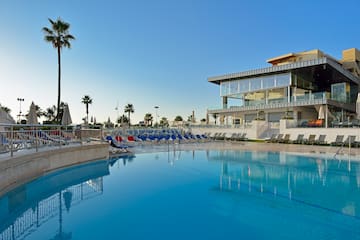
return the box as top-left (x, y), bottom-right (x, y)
top-left (1, 149), bottom-right (360, 239)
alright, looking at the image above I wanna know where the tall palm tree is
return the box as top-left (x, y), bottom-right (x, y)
top-left (43, 17), bottom-right (75, 122)
top-left (81, 95), bottom-right (93, 124)
top-left (124, 104), bottom-right (134, 125)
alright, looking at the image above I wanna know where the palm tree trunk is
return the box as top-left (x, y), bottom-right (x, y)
top-left (128, 112), bottom-right (131, 125)
top-left (57, 46), bottom-right (61, 123)
top-left (86, 104), bottom-right (89, 123)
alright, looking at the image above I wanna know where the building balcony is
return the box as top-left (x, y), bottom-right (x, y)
top-left (208, 92), bottom-right (354, 114)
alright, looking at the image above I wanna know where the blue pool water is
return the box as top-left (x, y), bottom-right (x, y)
top-left (1, 149), bottom-right (360, 239)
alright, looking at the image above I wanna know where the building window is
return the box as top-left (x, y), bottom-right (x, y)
top-left (220, 73), bottom-right (291, 97)
top-left (331, 82), bottom-right (349, 103)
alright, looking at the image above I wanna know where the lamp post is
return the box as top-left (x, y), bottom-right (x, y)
top-left (154, 106), bottom-right (159, 126)
top-left (115, 101), bottom-right (119, 126)
top-left (17, 98), bottom-right (24, 123)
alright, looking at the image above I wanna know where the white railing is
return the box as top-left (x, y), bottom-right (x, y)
top-left (0, 124), bottom-right (99, 157)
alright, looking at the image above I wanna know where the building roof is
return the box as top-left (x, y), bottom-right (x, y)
top-left (266, 53), bottom-right (296, 65)
top-left (208, 57), bottom-right (360, 85)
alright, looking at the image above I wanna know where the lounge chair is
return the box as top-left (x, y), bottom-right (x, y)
top-left (330, 135), bottom-right (344, 146)
top-left (231, 133), bottom-right (241, 141)
top-left (274, 134), bottom-right (284, 143)
top-left (211, 133), bottom-right (220, 140)
top-left (215, 133), bottom-right (226, 141)
top-left (226, 133), bottom-right (237, 141)
top-left (266, 134), bottom-right (278, 143)
top-left (292, 134), bottom-right (304, 144)
top-left (239, 133), bottom-right (247, 141)
top-left (314, 135), bottom-right (327, 145)
top-left (342, 135), bottom-right (356, 147)
top-left (279, 134), bottom-right (290, 144)
top-left (106, 135), bottom-right (132, 149)
top-left (304, 134), bottom-right (316, 145)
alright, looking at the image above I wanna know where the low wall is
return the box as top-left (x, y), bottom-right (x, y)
top-left (0, 143), bottom-right (109, 196)
top-left (279, 119), bottom-right (360, 142)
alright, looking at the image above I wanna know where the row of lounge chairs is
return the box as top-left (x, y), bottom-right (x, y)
top-left (0, 130), bottom-right (79, 154)
top-left (210, 132), bottom-right (247, 141)
top-left (106, 131), bottom-right (210, 147)
top-left (329, 135), bottom-right (359, 147)
top-left (267, 133), bottom-right (360, 147)
top-left (268, 134), bottom-right (327, 145)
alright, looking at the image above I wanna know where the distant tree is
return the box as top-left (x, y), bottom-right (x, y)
top-left (159, 117), bottom-right (169, 127)
top-left (44, 102), bottom-right (67, 122)
top-left (117, 114), bottom-right (129, 124)
top-left (174, 116), bottom-right (183, 122)
top-left (81, 95), bottom-right (93, 124)
top-left (104, 117), bottom-right (114, 128)
top-left (187, 115), bottom-right (195, 122)
top-left (34, 104), bottom-right (44, 118)
top-left (144, 113), bottom-right (153, 127)
top-left (124, 104), bottom-right (134, 125)
top-left (45, 105), bottom-right (57, 121)
top-left (43, 17), bottom-right (75, 122)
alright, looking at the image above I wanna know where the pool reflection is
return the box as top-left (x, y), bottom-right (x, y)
top-left (0, 158), bottom-right (114, 240)
top-left (208, 150), bottom-right (360, 218)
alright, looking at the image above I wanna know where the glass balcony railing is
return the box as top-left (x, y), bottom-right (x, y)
top-left (208, 92), bottom-right (329, 112)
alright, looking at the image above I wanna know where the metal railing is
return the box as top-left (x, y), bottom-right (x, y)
top-left (0, 124), bottom-right (103, 158)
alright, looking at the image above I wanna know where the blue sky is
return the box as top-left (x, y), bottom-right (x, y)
top-left (0, 0), bottom-right (359, 124)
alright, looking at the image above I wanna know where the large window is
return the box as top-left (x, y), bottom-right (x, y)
top-left (243, 92), bottom-right (266, 106)
top-left (268, 88), bottom-right (287, 104)
top-left (220, 73), bottom-right (291, 97)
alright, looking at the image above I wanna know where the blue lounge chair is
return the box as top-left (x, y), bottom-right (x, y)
top-left (106, 136), bottom-right (132, 149)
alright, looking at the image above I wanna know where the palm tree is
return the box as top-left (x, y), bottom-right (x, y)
top-left (45, 105), bottom-right (57, 121)
top-left (144, 113), bottom-right (153, 127)
top-left (81, 95), bottom-right (93, 124)
top-left (117, 114), bottom-right (129, 125)
top-left (43, 17), bottom-right (75, 122)
top-left (32, 104), bottom-right (46, 119)
top-left (124, 104), bottom-right (134, 125)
